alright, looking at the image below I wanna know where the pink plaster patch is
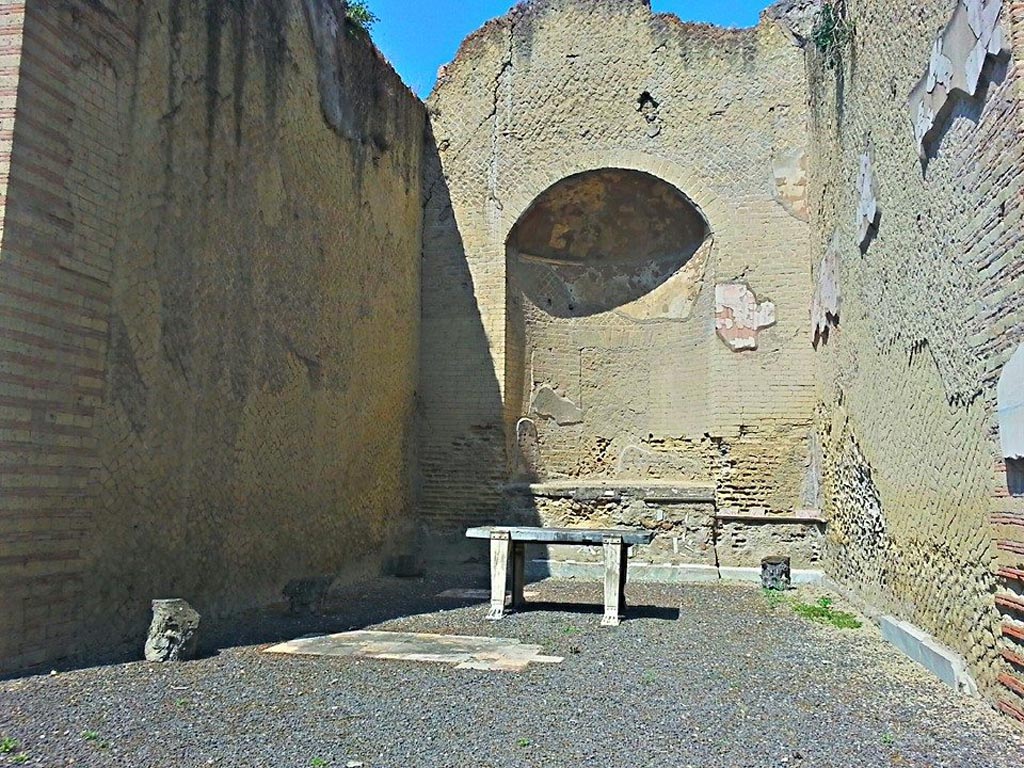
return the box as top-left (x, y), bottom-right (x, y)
top-left (715, 284), bottom-right (776, 352)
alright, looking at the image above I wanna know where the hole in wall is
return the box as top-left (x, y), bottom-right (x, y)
top-left (638, 91), bottom-right (659, 111)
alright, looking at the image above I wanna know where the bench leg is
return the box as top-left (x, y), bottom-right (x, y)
top-left (511, 542), bottom-right (526, 609)
top-left (602, 536), bottom-right (625, 627)
top-left (619, 544), bottom-right (629, 610)
top-left (486, 531), bottom-right (511, 621)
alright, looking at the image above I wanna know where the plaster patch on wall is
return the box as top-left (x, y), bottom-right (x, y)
top-left (615, 439), bottom-right (712, 482)
top-left (997, 344), bottom-right (1024, 458)
top-left (908, 0), bottom-right (1005, 158)
top-left (715, 284), bottom-right (777, 351)
top-left (811, 233), bottom-right (841, 343)
top-left (531, 385), bottom-right (584, 425)
top-left (856, 152), bottom-right (880, 246)
top-left (773, 147), bottom-right (810, 221)
top-left (801, 430), bottom-right (824, 510)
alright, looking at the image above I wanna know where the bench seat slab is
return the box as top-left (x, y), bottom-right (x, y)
top-left (467, 526), bottom-right (654, 546)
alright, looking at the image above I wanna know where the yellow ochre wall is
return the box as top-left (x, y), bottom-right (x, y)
top-left (0, 0), bottom-right (425, 673)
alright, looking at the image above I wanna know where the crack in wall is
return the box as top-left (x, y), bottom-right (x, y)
top-left (486, 19), bottom-right (516, 218)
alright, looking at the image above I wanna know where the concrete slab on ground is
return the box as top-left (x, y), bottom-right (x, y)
top-left (264, 630), bottom-right (563, 672)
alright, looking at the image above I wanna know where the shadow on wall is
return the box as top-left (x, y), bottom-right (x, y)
top-left (417, 165), bottom-right (716, 570)
top-left (417, 126), bottom-right (539, 565)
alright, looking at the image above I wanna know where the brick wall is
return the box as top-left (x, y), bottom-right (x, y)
top-left (0, 0), bottom-right (425, 674)
top-left (0, 0), bottom-right (123, 672)
top-left (992, 0), bottom-right (1024, 726)
top-left (808, 0), bottom-right (1024, 705)
top-left (0, 1), bottom-right (24, 236)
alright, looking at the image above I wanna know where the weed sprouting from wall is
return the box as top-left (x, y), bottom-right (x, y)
top-left (346, 1), bottom-right (378, 32)
top-left (811, 0), bottom-right (854, 69)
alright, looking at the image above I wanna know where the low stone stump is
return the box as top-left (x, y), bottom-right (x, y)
top-left (387, 553), bottom-right (424, 579)
top-left (283, 576), bottom-right (335, 616)
top-left (145, 599), bottom-right (200, 662)
top-left (761, 556), bottom-right (792, 591)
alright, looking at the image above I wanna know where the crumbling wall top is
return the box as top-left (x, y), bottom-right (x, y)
top-left (764, 0), bottom-right (823, 43)
top-left (433, 0), bottom-right (780, 99)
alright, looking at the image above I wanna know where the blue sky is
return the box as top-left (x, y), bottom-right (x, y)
top-left (370, 1), bottom-right (771, 97)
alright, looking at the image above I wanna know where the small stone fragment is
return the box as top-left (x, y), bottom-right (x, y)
top-left (388, 554), bottom-right (425, 579)
top-left (145, 599), bottom-right (201, 662)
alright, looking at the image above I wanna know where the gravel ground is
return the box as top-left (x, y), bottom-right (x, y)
top-left (1, 575), bottom-right (1023, 767)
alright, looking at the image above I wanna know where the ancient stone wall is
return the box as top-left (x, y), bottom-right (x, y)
top-left (806, 0), bottom-right (1024, 707)
top-left (0, 0), bottom-right (425, 673)
top-left (421, 0), bottom-right (819, 564)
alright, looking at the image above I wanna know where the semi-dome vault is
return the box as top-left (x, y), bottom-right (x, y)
top-left (507, 168), bottom-right (711, 317)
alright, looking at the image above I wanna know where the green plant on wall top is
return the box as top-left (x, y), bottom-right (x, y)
top-left (346, 1), bottom-right (378, 33)
top-left (812, 0), bottom-right (854, 69)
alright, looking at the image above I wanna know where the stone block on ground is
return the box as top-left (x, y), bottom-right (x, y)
top-left (144, 599), bottom-right (201, 662)
top-left (386, 554), bottom-right (425, 578)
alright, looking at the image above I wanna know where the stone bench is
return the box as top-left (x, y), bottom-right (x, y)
top-left (466, 526), bottom-right (655, 626)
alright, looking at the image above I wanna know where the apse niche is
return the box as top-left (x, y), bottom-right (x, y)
top-left (507, 169), bottom-right (710, 317)
top-left (505, 168), bottom-right (713, 484)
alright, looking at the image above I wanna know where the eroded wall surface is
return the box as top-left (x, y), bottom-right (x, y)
top-left (807, 0), bottom-right (1024, 706)
top-left (421, 0), bottom-right (818, 562)
top-left (0, 0), bottom-right (424, 673)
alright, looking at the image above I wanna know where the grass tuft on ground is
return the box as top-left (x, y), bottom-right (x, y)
top-left (792, 597), bottom-right (863, 629)
top-left (763, 590), bottom-right (863, 630)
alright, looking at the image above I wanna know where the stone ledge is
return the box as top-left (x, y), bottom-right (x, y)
top-left (525, 559), bottom-right (825, 585)
top-left (718, 566), bottom-right (824, 585)
top-left (879, 616), bottom-right (979, 696)
top-left (503, 479), bottom-right (716, 503)
top-left (715, 512), bottom-right (827, 525)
